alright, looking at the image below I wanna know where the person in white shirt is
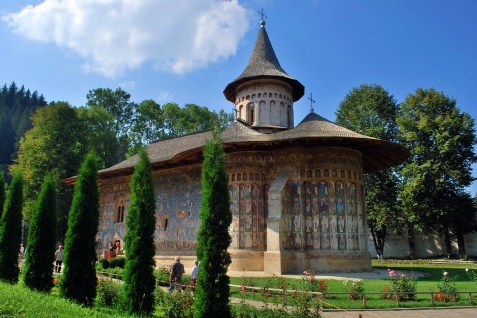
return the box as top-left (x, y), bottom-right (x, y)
top-left (190, 260), bottom-right (199, 286)
top-left (55, 245), bottom-right (64, 273)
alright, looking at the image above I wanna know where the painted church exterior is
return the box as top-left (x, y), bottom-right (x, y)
top-left (88, 21), bottom-right (409, 274)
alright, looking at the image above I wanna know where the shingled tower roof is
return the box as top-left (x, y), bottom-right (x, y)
top-left (223, 20), bottom-right (305, 103)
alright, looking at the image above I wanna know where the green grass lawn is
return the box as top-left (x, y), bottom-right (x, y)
top-left (2, 260), bottom-right (476, 317)
top-left (229, 260), bottom-right (477, 310)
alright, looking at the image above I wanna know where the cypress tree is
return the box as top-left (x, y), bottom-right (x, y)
top-left (122, 150), bottom-right (156, 315)
top-left (0, 171), bottom-right (23, 283)
top-left (0, 173), bottom-right (5, 226)
top-left (194, 132), bottom-right (232, 318)
top-left (23, 174), bottom-right (58, 292)
top-left (60, 153), bottom-right (99, 306)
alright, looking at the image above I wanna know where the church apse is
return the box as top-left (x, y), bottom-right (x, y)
top-left (264, 147), bottom-right (371, 274)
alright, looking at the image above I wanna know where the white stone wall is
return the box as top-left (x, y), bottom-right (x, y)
top-left (367, 230), bottom-right (477, 258)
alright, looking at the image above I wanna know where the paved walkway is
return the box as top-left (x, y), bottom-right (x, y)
top-left (227, 268), bottom-right (427, 280)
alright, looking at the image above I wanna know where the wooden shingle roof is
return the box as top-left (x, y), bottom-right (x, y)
top-left (223, 23), bottom-right (304, 103)
top-left (71, 112), bottom-right (409, 183)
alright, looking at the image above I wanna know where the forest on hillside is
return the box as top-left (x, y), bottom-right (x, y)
top-left (0, 82), bottom-right (47, 174)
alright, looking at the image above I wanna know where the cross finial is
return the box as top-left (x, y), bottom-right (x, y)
top-left (308, 93), bottom-right (316, 113)
top-left (258, 8), bottom-right (267, 27)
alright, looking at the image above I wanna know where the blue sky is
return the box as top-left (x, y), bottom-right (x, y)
top-left (1, 0), bottom-right (476, 195)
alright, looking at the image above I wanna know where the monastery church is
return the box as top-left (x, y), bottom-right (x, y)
top-left (93, 20), bottom-right (408, 274)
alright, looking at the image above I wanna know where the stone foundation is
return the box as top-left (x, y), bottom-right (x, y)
top-left (264, 251), bottom-right (372, 275)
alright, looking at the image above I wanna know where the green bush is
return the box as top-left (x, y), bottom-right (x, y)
top-left (109, 257), bottom-right (125, 269)
top-left (96, 278), bottom-right (121, 306)
top-left (156, 287), bottom-right (194, 318)
top-left (98, 258), bottom-right (110, 269)
top-left (155, 266), bottom-right (171, 285)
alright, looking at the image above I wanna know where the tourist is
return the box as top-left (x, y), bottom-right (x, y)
top-left (169, 256), bottom-right (185, 292)
top-left (190, 260), bottom-right (199, 286)
top-left (54, 245), bottom-right (64, 273)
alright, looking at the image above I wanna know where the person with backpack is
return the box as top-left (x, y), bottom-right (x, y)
top-left (169, 256), bottom-right (185, 292)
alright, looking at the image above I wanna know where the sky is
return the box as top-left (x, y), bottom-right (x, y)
top-left (1, 0), bottom-right (476, 195)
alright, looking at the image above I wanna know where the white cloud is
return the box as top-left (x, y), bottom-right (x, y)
top-left (2, 0), bottom-right (252, 77)
top-left (118, 80), bottom-right (136, 90)
top-left (155, 90), bottom-right (174, 103)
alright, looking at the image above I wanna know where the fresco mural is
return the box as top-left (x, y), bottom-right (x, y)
top-left (279, 149), bottom-right (367, 254)
top-left (154, 169), bottom-right (202, 256)
top-left (97, 148), bottom-right (368, 261)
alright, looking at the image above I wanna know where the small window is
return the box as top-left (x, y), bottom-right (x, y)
top-left (162, 216), bottom-right (169, 231)
top-left (116, 199), bottom-right (125, 223)
top-left (243, 173), bottom-right (247, 181)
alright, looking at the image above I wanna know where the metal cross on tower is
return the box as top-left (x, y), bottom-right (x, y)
top-left (258, 8), bottom-right (268, 25)
top-left (308, 93), bottom-right (316, 113)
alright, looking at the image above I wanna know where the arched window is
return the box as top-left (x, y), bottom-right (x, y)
top-left (287, 105), bottom-right (292, 127)
top-left (115, 199), bottom-right (125, 223)
top-left (247, 102), bottom-right (255, 124)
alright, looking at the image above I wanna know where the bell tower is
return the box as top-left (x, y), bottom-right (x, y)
top-left (223, 19), bottom-right (304, 133)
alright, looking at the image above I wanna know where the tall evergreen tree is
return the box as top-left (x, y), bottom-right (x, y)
top-left (194, 132), bottom-right (232, 318)
top-left (0, 173), bottom-right (5, 224)
top-left (0, 81), bottom-right (47, 171)
top-left (23, 174), bottom-right (58, 292)
top-left (122, 150), bottom-right (156, 316)
top-left (0, 171), bottom-right (23, 283)
top-left (60, 153), bottom-right (99, 306)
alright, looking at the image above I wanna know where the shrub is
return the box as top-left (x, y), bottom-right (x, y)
top-left (434, 271), bottom-right (459, 302)
top-left (96, 277), bottom-right (121, 306)
top-left (109, 257), bottom-right (125, 269)
top-left (387, 268), bottom-right (417, 301)
top-left (342, 279), bottom-right (364, 300)
top-left (465, 268), bottom-right (477, 284)
top-left (155, 266), bottom-right (170, 285)
top-left (98, 258), bottom-right (110, 269)
top-left (156, 286), bottom-right (194, 318)
top-left (302, 270), bottom-right (329, 293)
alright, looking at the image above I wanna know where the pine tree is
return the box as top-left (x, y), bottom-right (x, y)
top-left (0, 171), bottom-right (23, 283)
top-left (60, 153), bottom-right (99, 306)
top-left (122, 150), bottom-right (156, 315)
top-left (194, 132), bottom-right (232, 318)
top-left (23, 174), bottom-right (58, 292)
top-left (0, 173), bottom-right (5, 225)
